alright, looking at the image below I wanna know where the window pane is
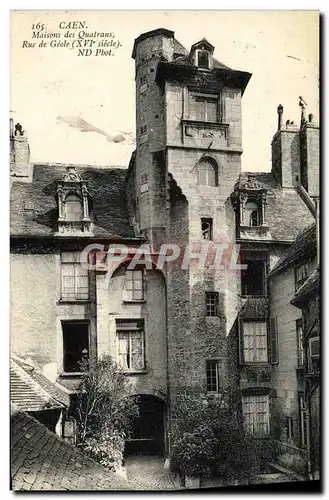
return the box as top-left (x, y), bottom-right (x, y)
top-left (198, 51), bottom-right (209, 69)
top-left (243, 322), bottom-right (267, 362)
top-left (206, 100), bottom-right (217, 122)
top-left (66, 195), bottom-right (83, 222)
top-left (206, 361), bottom-right (218, 392)
top-left (118, 334), bottom-right (129, 369)
top-left (62, 264), bottom-right (75, 298)
top-left (130, 333), bottom-right (144, 370)
top-left (195, 98), bottom-right (206, 121)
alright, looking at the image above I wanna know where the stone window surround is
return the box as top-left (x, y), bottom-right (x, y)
top-left (56, 167), bottom-right (92, 235)
top-left (237, 190), bottom-right (268, 228)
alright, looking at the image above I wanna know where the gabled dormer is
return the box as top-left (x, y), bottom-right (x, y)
top-left (190, 38), bottom-right (215, 70)
top-left (55, 166), bottom-right (93, 236)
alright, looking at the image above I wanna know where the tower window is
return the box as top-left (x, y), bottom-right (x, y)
top-left (193, 96), bottom-right (218, 122)
top-left (201, 218), bottom-right (213, 240)
top-left (198, 158), bottom-right (218, 186)
top-left (197, 50), bottom-right (210, 69)
top-left (206, 360), bottom-right (220, 393)
top-left (140, 124), bottom-right (148, 135)
top-left (206, 292), bottom-right (219, 316)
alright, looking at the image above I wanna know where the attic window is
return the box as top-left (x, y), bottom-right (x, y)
top-left (197, 50), bottom-right (210, 69)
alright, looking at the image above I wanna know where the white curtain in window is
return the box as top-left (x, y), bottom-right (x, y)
top-left (243, 321), bottom-right (268, 362)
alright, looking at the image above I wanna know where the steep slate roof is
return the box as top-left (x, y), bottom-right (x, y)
top-left (268, 223), bottom-right (316, 277)
top-left (11, 410), bottom-right (135, 491)
top-left (235, 172), bottom-right (315, 243)
top-left (12, 357), bottom-right (71, 408)
top-left (10, 163), bottom-right (135, 239)
top-left (10, 358), bottom-right (68, 412)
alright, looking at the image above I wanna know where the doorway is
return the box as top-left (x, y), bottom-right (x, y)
top-left (125, 395), bottom-right (166, 456)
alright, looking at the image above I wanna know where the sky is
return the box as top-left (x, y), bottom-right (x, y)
top-left (10, 10), bottom-right (319, 171)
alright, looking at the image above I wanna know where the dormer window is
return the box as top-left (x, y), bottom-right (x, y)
top-left (65, 194), bottom-right (83, 221)
top-left (190, 38), bottom-right (214, 71)
top-left (55, 166), bottom-right (92, 236)
top-left (197, 50), bottom-right (210, 69)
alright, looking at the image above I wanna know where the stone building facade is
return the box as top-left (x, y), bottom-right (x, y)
top-left (10, 28), bottom-right (319, 463)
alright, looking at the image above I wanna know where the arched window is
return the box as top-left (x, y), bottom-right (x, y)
top-left (198, 159), bottom-right (218, 187)
top-left (65, 194), bottom-right (83, 221)
top-left (245, 201), bottom-right (261, 227)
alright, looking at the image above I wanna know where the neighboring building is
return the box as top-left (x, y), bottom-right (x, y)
top-left (10, 27), bottom-right (319, 469)
top-left (10, 357), bottom-right (72, 440)
top-left (291, 261), bottom-right (320, 480)
top-left (11, 408), bottom-right (135, 491)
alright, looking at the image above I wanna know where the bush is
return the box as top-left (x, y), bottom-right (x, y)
top-left (171, 425), bottom-right (217, 477)
top-left (83, 429), bottom-right (125, 472)
top-left (75, 355), bottom-right (139, 472)
top-left (171, 401), bottom-right (265, 483)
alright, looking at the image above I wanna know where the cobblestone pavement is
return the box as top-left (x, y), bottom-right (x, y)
top-left (124, 455), bottom-right (185, 491)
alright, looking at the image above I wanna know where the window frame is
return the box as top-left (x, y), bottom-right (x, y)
top-left (60, 252), bottom-right (89, 301)
top-left (201, 217), bottom-right (213, 241)
top-left (299, 393), bottom-right (308, 448)
top-left (196, 49), bottom-right (211, 69)
top-left (295, 263), bottom-right (309, 291)
top-left (308, 336), bottom-right (320, 373)
top-left (241, 259), bottom-right (266, 297)
top-left (189, 91), bottom-right (220, 123)
top-left (123, 269), bottom-right (144, 302)
top-left (240, 320), bottom-right (268, 364)
top-left (61, 320), bottom-right (90, 374)
top-left (197, 159), bottom-right (218, 187)
top-left (116, 319), bottom-right (146, 373)
top-left (242, 394), bottom-right (270, 436)
top-left (244, 200), bottom-right (262, 227)
top-left (296, 318), bottom-right (304, 368)
top-left (205, 291), bottom-right (219, 317)
top-left (65, 194), bottom-right (84, 222)
top-left (206, 359), bottom-right (220, 393)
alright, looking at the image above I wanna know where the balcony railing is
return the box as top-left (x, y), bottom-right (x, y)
top-left (272, 439), bottom-right (308, 476)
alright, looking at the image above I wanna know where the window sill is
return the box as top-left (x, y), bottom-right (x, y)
top-left (58, 299), bottom-right (90, 304)
top-left (60, 372), bottom-right (85, 378)
top-left (248, 434), bottom-right (270, 440)
top-left (182, 118), bottom-right (229, 128)
top-left (118, 370), bottom-right (148, 376)
top-left (122, 300), bottom-right (146, 304)
top-left (240, 294), bottom-right (267, 299)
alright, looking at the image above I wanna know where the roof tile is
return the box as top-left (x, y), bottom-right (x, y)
top-left (11, 411), bottom-right (135, 491)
